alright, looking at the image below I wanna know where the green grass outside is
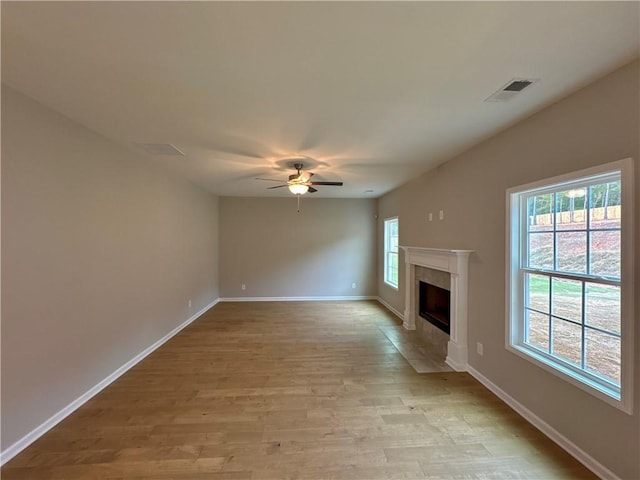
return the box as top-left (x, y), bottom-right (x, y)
top-left (527, 274), bottom-right (614, 296)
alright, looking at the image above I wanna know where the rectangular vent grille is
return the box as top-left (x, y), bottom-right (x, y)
top-left (504, 80), bottom-right (533, 92)
top-left (485, 78), bottom-right (538, 102)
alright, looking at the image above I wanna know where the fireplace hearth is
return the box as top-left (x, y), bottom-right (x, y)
top-left (419, 281), bottom-right (451, 334)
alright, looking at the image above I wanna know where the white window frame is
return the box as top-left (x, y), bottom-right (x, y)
top-left (384, 217), bottom-right (399, 289)
top-left (506, 158), bottom-right (634, 413)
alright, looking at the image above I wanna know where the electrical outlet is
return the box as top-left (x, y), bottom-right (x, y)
top-left (351, 282), bottom-right (356, 289)
top-left (188, 299), bottom-right (192, 309)
top-left (477, 342), bottom-right (483, 356)
top-left (439, 210), bottom-right (444, 220)
top-left (428, 213), bottom-right (433, 221)
top-left (241, 284), bottom-right (246, 291)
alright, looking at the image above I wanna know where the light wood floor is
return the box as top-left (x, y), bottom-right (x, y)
top-left (2, 301), bottom-right (596, 479)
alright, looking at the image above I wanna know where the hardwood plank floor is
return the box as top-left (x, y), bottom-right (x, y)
top-left (1, 301), bottom-right (596, 479)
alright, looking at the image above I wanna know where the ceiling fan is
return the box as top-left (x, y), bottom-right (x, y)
top-left (256, 162), bottom-right (343, 195)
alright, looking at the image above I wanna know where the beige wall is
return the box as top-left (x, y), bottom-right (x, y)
top-left (219, 197), bottom-right (377, 298)
top-left (378, 61), bottom-right (640, 478)
top-left (2, 55), bottom-right (637, 477)
top-left (1, 86), bottom-right (220, 451)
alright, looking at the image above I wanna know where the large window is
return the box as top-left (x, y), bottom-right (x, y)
top-left (506, 159), bottom-right (634, 412)
top-left (384, 217), bottom-right (399, 288)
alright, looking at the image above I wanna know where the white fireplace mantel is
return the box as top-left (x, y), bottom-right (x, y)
top-left (400, 246), bottom-right (473, 371)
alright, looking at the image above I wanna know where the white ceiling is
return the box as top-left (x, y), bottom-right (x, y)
top-left (2, 2), bottom-right (639, 198)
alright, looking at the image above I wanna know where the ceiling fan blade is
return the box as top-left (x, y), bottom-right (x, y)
top-left (267, 185), bottom-right (289, 189)
top-left (300, 171), bottom-right (314, 182)
top-left (256, 177), bottom-right (285, 182)
top-left (309, 181), bottom-right (343, 186)
top-left (307, 186), bottom-right (318, 193)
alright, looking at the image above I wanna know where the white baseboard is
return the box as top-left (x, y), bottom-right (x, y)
top-left (375, 296), bottom-right (404, 321)
top-left (219, 296), bottom-right (378, 302)
top-left (444, 356), bottom-right (467, 372)
top-left (467, 366), bottom-right (619, 480)
top-left (0, 298), bottom-right (219, 466)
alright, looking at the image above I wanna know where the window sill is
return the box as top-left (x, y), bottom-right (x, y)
top-left (506, 343), bottom-right (632, 414)
top-left (384, 281), bottom-right (399, 291)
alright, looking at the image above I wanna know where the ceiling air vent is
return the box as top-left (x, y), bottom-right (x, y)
top-left (134, 143), bottom-right (185, 156)
top-left (485, 78), bottom-right (538, 102)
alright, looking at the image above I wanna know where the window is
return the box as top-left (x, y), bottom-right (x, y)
top-left (384, 217), bottom-right (399, 288)
top-left (506, 159), bottom-right (634, 412)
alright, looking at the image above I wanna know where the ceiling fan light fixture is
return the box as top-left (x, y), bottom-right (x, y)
top-left (288, 184), bottom-right (309, 195)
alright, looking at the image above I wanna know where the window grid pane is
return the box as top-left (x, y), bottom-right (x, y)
top-left (585, 328), bottom-right (620, 384)
top-left (525, 273), bottom-right (549, 313)
top-left (387, 252), bottom-right (398, 286)
top-left (585, 283), bottom-right (620, 335)
top-left (525, 308), bottom-right (550, 352)
top-left (551, 317), bottom-right (582, 367)
top-left (520, 174), bottom-right (622, 391)
top-left (384, 218), bottom-right (399, 287)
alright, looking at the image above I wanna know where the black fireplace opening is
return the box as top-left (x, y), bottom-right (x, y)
top-left (419, 281), bottom-right (451, 335)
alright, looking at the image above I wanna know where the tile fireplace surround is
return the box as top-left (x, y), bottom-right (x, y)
top-left (400, 247), bottom-right (473, 371)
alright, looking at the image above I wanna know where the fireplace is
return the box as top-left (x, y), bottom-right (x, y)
top-left (419, 281), bottom-right (450, 334)
top-left (399, 247), bottom-right (473, 371)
